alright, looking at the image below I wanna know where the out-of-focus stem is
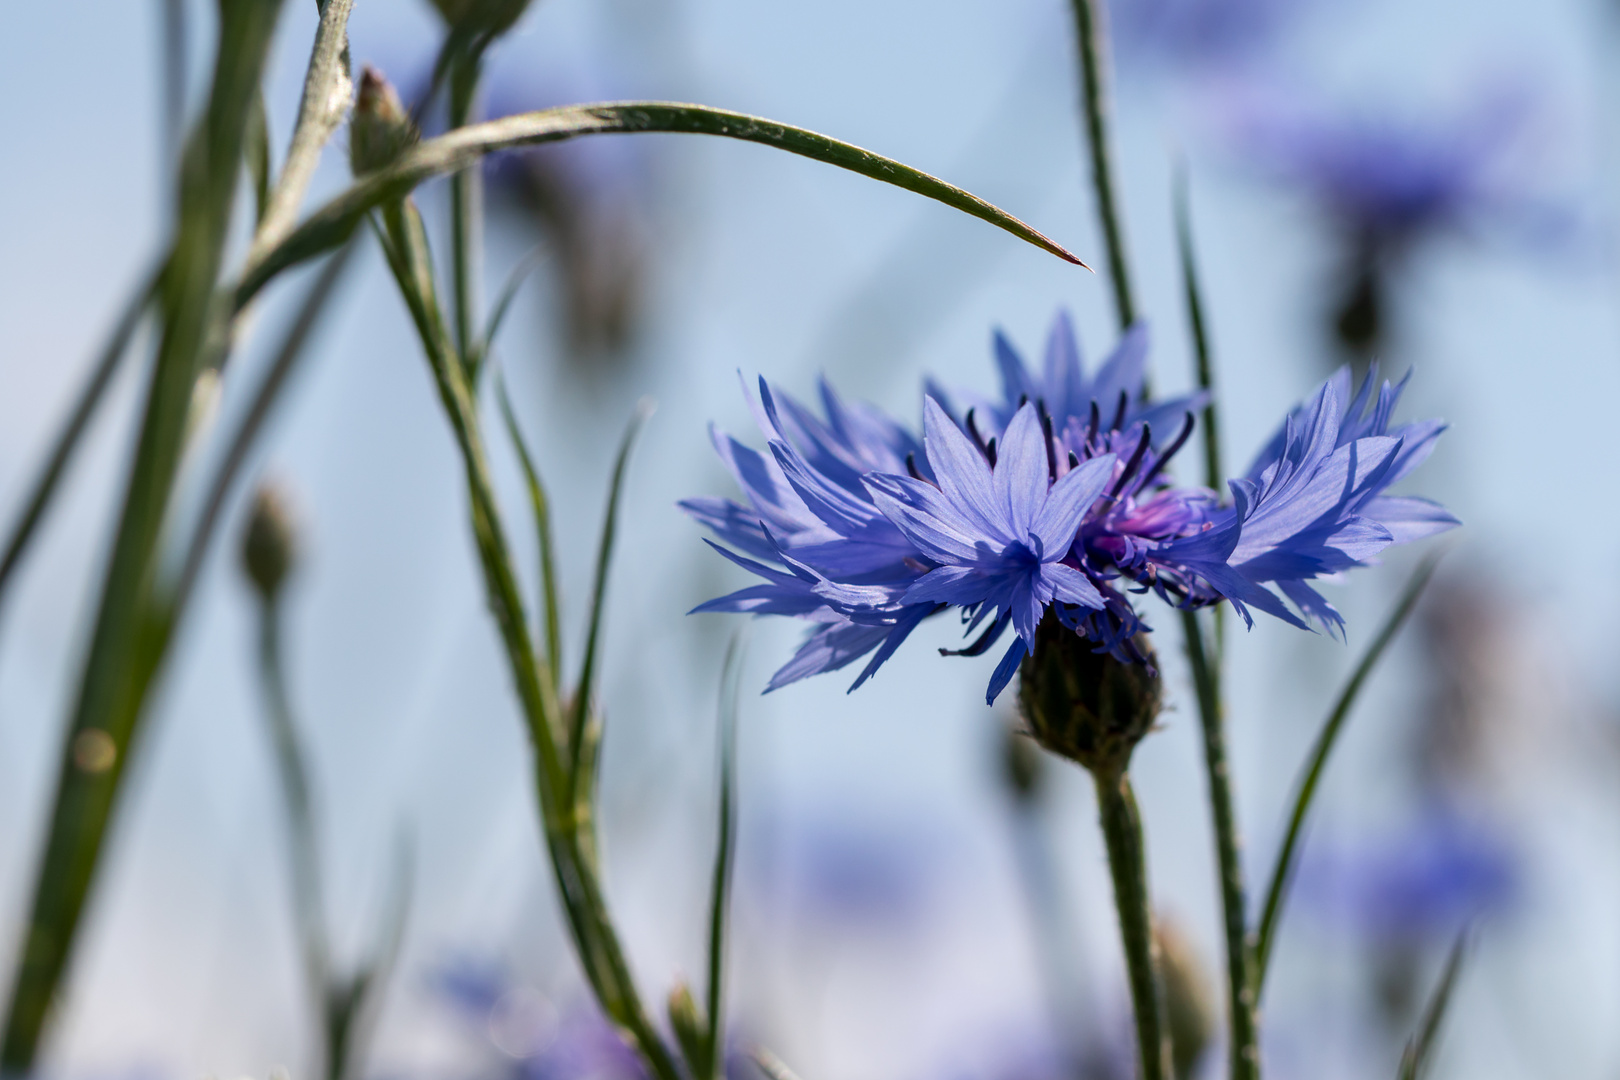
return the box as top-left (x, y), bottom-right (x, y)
top-left (1182, 608), bottom-right (1259, 1080)
top-left (1069, 0), bottom-right (1135, 331)
top-left (447, 55), bottom-right (484, 367)
top-left (253, 596), bottom-right (333, 1072)
top-left (1094, 772), bottom-right (1171, 1080)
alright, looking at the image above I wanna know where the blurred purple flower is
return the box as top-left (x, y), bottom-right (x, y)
top-left (1111, 0), bottom-right (1309, 73)
top-left (683, 313), bottom-right (1455, 702)
top-left (1300, 807), bottom-right (1519, 944)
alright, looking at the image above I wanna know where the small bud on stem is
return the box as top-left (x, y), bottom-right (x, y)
top-left (241, 482), bottom-right (300, 602)
top-left (349, 66), bottom-right (417, 176)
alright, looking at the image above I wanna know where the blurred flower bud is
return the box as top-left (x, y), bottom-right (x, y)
top-left (1017, 615), bottom-right (1161, 779)
top-left (350, 66), bottom-right (418, 175)
top-left (665, 980), bottom-right (710, 1078)
top-left (1155, 918), bottom-right (1215, 1080)
top-left (241, 482), bottom-right (300, 602)
top-left (1000, 720), bottom-right (1044, 804)
top-left (427, 0), bottom-right (534, 40)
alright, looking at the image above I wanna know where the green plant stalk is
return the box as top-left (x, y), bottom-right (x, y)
top-left (1181, 608), bottom-right (1258, 1080)
top-left (447, 53), bottom-right (484, 367)
top-left (0, 1), bottom-right (288, 1064)
top-left (1069, 0), bottom-right (1135, 330)
top-left (253, 594), bottom-right (334, 1074)
top-left (374, 200), bottom-right (682, 1080)
top-left (1094, 772), bottom-right (1171, 1080)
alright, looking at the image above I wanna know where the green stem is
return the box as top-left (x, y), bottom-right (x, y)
top-left (447, 55), bottom-right (484, 368)
top-left (1182, 609), bottom-right (1258, 1080)
top-left (1069, 0), bottom-right (1135, 331)
top-left (375, 202), bottom-right (682, 1080)
top-left (1094, 772), bottom-right (1170, 1080)
top-left (254, 596), bottom-right (335, 1077)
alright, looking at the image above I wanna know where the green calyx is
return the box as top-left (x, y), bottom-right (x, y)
top-left (1017, 613), bottom-right (1162, 779)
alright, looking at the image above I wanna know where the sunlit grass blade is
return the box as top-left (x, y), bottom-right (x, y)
top-left (236, 100), bottom-right (1087, 309)
top-left (0, 0), bottom-right (290, 1065)
top-left (471, 246), bottom-right (547, 383)
top-left (495, 375), bottom-right (562, 678)
top-left (0, 264), bottom-right (159, 619)
top-left (1253, 551), bottom-right (1445, 991)
top-left (751, 1047), bottom-right (807, 1080)
top-left (703, 633), bottom-right (744, 1080)
top-left (1397, 930), bottom-right (1470, 1080)
top-left (568, 400), bottom-right (653, 783)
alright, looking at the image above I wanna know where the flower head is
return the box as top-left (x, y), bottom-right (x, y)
top-left (683, 312), bottom-right (1455, 703)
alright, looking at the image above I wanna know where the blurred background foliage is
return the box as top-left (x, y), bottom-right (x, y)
top-left (1, 0), bottom-right (1619, 1079)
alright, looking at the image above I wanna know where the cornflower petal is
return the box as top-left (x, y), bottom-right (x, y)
top-left (995, 403), bottom-right (1051, 538)
top-left (1030, 453), bottom-right (1116, 558)
top-left (921, 397), bottom-right (1008, 543)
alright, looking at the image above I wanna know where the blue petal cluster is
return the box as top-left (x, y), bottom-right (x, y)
top-left (682, 314), bottom-right (1456, 703)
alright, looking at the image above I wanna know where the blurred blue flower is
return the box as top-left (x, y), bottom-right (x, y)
top-left (1111, 0), bottom-right (1309, 73)
top-left (1300, 806), bottom-right (1519, 945)
top-left (684, 313), bottom-right (1455, 702)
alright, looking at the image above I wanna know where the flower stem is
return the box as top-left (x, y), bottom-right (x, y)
top-left (1069, 0), bottom-right (1135, 330)
top-left (447, 54), bottom-right (484, 367)
top-left (1094, 771), bottom-right (1171, 1080)
top-left (1182, 609), bottom-right (1259, 1080)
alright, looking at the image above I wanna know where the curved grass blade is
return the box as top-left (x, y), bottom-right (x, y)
top-left (0, 264), bottom-right (159, 618)
top-left (1253, 551), bottom-right (1445, 991)
top-left (236, 101), bottom-right (1086, 308)
top-left (704, 633), bottom-right (745, 1080)
top-left (495, 376), bottom-right (562, 678)
top-left (568, 400), bottom-right (654, 784)
top-left (470, 246), bottom-right (548, 383)
top-left (1397, 930), bottom-right (1470, 1080)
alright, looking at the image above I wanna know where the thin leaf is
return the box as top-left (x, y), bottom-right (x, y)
top-left (1173, 161), bottom-right (1220, 494)
top-left (751, 1048), bottom-right (806, 1080)
top-left (0, 263), bottom-right (159, 618)
top-left (704, 634), bottom-right (745, 1080)
top-left (330, 831), bottom-right (414, 1080)
top-left (1398, 930), bottom-right (1470, 1080)
top-left (247, 88), bottom-right (274, 225)
top-left (236, 100), bottom-right (1086, 308)
top-left (495, 376), bottom-right (562, 679)
top-left (471, 246), bottom-right (548, 382)
top-left (1253, 552), bottom-right (1445, 990)
top-left (567, 400), bottom-right (653, 784)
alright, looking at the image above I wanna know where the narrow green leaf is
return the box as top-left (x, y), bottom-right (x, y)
top-left (1398, 930), bottom-right (1470, 1080)
top-left (471, 246), bottom-right (548, 383)
top-left (704, 634), bottom-right (744, 1080)
top-left (247, 88), bottom-right (274, 225)
top-left (236, 101), bottom-right (1086, 309)
top-left (0, 264), bottom-right (158, 618)
top-left (495, 376), bottom-right (562, 679)
top-left (1173, 162), bottom-right (1220, 495)
top-left (1253, 552), bottom-right (1445, 990)
top-left (568, 400), bottom-right (653, 783)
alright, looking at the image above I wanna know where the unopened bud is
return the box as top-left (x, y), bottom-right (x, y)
top-left (666, 980), bottom-right (711, 1079)
top-left (1017, 614), bottom-right (1161, 779)
top-left (350, 66), bottom-right (417, 175)
top-left (428, 0), bottom-right (534, 38)
top-left (241, 482), bottom-right (300, 601)
top-left (1156, 918), bottom-right (1215, 1080)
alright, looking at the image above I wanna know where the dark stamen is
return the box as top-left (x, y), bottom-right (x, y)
top-left (1110, 389), bottom-right (1129, 432)
top-left (986, 437), bottom-right (998, 468)
top-left (940, 611), bottom-right (1011, 657)
top-left (1135, 412), bottom-right (1196, 491)
top-left (906, 452), bottom-right (925, 482)
top-left (1036, 400), bottom-right (1058, 481)
top-left (1068, 450), bottom-right (1080, 470)
top-left (1087, 399), bottom-right (1101, 444)
top-left (1018, 393), bottom-right (1029, 410)
top-left (1110, 424), bottom-right (1152, 499)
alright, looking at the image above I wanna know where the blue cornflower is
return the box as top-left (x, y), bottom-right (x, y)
top-left (684, 312), bottom-right (1455, 702)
